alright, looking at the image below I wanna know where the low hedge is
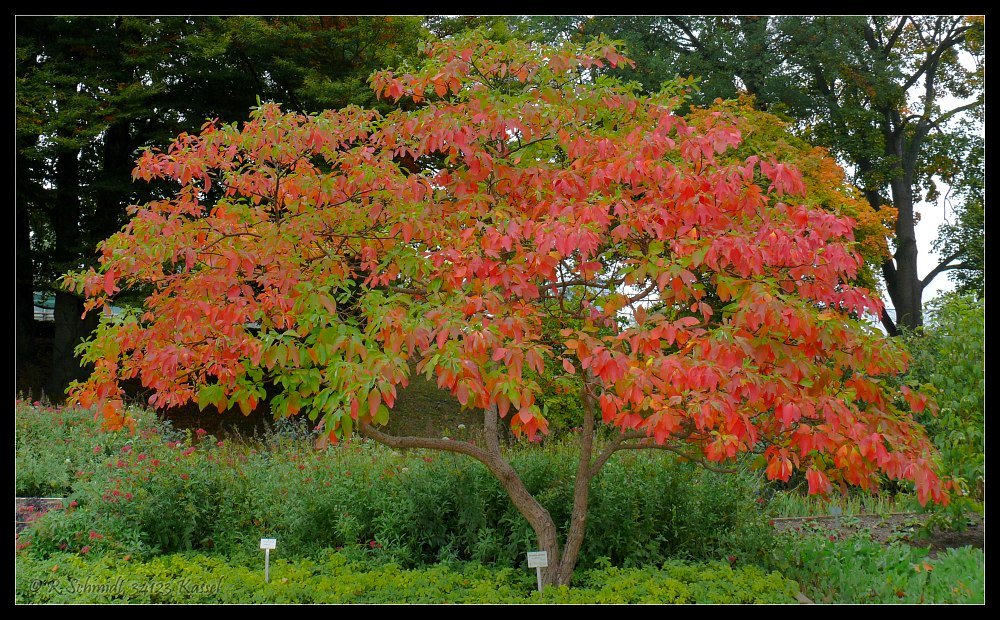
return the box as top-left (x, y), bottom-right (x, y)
top-left (15, 550), bottom-right (800, 604)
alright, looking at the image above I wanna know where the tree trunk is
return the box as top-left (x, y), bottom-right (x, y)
top-left (479, 403), bottom-right (565, 587)
top-left (485, 448), bottom-right (564, 587)
top-left (358, 410), bottom-right (568, 588)
top-left (554, 378), bottom-right (599, 586)
top-left (16, 139), bottom-right (37, 392)
top-left (879, 166), bottom-right (923, 334)
top-left (46, 147), bottom-right (91, 400)
top-left (93, 121), bottom-right (134, 240)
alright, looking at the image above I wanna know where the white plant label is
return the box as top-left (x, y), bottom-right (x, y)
top-left (261, 538), bottom-right (276, 583)
top-left (526, 551), bottom-right (548, 568)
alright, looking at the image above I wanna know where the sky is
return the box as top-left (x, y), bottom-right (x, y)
top-left (911, 197), bottom-right (957, 305)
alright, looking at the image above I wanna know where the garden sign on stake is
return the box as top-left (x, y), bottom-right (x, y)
top-left (526, 551), bottom-right (548, 592)
top-left (260, 538), bottom-right (276, 583)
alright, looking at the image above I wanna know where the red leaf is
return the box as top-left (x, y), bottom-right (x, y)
top-left (103, 269), bottom-right (117, 296)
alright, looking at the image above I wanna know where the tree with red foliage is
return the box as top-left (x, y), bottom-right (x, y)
top-left (64, 33), bottom-right (946, 586)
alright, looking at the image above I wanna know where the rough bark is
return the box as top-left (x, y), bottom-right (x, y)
top-left (93, 121), bottom-right (134, 240)
top-left (885, 177), bottom-right (923, 331)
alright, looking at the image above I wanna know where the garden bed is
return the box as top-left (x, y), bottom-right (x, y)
top-left (771, 512), bottom-right (984, 558)
top-left (15, 497), bottom-right (65, 535)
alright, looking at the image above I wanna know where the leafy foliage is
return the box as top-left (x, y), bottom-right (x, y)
top-left (15, 399), bottom-right (160, 497)
top-left (57, 32), bottom-right (951, 587)
top-left (17, 402), bottom-right (775, 569)
top-left (506, 16), bottom-right (985, 332)
top-left (773, 530), bottom-right (984, 604)
top-left (15, 550), bottom-right (800, 604)
top-left (65, 33), bottom-right (946, 505)
top-left (16, 16), bottom-right (427, 398)
top-left (901, 293), bottom-right (984, 506)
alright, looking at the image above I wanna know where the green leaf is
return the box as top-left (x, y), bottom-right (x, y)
top-left (374, 403), bottom-right (389, 426)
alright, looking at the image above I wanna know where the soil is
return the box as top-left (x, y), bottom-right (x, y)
top-left (770, 512), bottom-right (985, 558)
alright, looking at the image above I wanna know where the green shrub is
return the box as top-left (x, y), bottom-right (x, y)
top-left (770, 530), bottom-right (984, 604)
top-left (582, 449), bottom-right (776, 567)
top-left (901, 293), bottom-right (984, 520)
top-left (541, 561), bottom-right (799, 604)
top-left (17, 402), bottom-right (775, 572)
top-left (14, 400), bottom-right (159, 497)
top-left (14, 551), bottom-right (800, 604)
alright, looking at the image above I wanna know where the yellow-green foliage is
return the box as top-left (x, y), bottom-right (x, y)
top-left (15, 551), bottom-right (800, 604)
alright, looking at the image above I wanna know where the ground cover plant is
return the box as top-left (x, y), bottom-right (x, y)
top-left (900, 292), bottom-right (985, 524)
top-left (771, 529), bottom-right (984, 604)
top-left (15, 550), bottom-right (801, 604)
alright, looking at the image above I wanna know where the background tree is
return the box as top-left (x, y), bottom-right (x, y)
top-left (64, 34), bottom-right (947, 587)
top-left (505, 15), bottom-right (985, 334)
top-left (15, 15), bottom-right (425, 399)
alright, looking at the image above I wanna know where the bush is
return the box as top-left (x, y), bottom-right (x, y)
top-left (901, 293), bottom-right (984, 512)
top-left (14, 551), bottom-right (800, 604)
top-left (770, 529), bottom-right (984, 604)
top-left (14, 400), bottom-right (159, 497)
top-left (17, 402), bottom-right (776, 571)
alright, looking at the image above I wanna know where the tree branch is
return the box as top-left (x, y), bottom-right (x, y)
top-left (358, 421), bottom-right (492, 462)
top-left (559, 373), bottom-right (599, 579)
top-left (590, 429), bottom-right (736, 475)
top-left (899, 23), bottom-right (972, 93)
top-left (484, 403), bottom-right (501, 457)
top-left (666, 17), bottom-right (705, 53)
top-left (927, 97), bottom-right (985, 130)
top-left (384, 285), bottom-right (427, 296)
top-left (589, 430), bottom-right (646, 478)
top-left (883, 17), bottom-right (908, 54)
top-left (614, 439), bottom-right (739, 473)
top-left (920, 249), bottom-right (974, 289)
top-left (880, 307), bottom-right (898, 337)
top-left (627, 282), bottom-right (658, 304)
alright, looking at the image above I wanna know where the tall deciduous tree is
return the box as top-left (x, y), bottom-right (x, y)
top-left (64, 34), bottom-right (947, 587)
top-left (780, 16), bottom-right (984, 333)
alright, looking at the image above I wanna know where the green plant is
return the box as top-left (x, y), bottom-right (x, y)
top-left (14, 551), bottom-right (800, 604)
top-left (17, 402), bottom-right (774, 571)
top-left (14, 399), bottom-right (159, 497)
top-left (766, 489), bottom-right (909, 518)
top-left (65, 30), bottom-right (947, 588)
top-left (771, 530), bottom-right (984, 604)
top-left (901, 292), bottom-right (984, 522)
